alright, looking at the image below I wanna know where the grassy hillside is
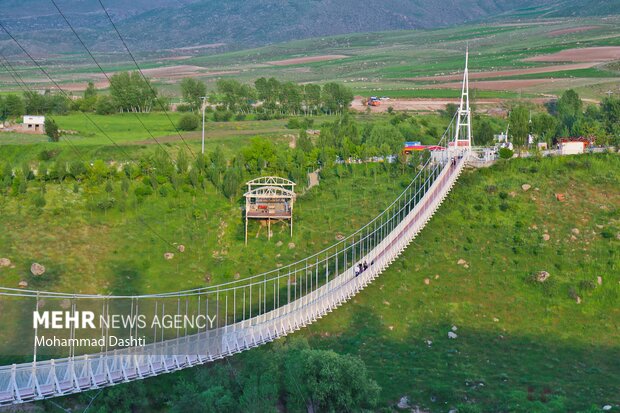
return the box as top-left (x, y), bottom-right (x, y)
top-left (46, 152), bottom-right (619, 413)
top-left (304, 153), bottom-right (620, 411)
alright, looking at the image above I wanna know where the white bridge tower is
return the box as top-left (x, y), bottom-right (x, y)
top-left (454, 48), bottom-right (472, 148)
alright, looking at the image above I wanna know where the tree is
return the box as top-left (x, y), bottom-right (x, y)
top-left (3, 94), bottom-right (25, 117)
top-left (84, 81), bottom-right (98, 100)
top-left (531, 112), bottom-right (558, 144)
top-left (322, 83), bottom-right (354, 115)
top-left (508, 105), bottom-right (530, 148)
top-left (222, 166), bottom-right (242, 200)
top-left (96, 95), bottom-right (117, 115)
top-left (177, 114), bottom-right (199, 131)
top-left (109, 71), bottom-right (157, 112)
top-left (557, 89), bottom-right (582, 135)
top-left (44, 118), bottom-right (61, 142)
top-left (284, 348), bottom-right (380, 412)
top-left (601, 96), bottom-right (620, 139)
top-left (475, 119), bottom-right (496, 146)
top-left (180, 78), bottom-right (206, 111)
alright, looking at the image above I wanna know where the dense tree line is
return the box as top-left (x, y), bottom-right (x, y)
top-left (473, 90), bottom-right (620, 148)
top-left (0, 91), bottom-right (70, 119)
top-left (178, 77), bottom-right (354, 118)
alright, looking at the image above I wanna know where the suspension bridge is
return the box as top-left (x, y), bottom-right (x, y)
top-left (0, 52), bottom-right (476, 405)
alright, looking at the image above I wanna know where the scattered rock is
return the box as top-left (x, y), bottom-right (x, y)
top-left (451, 325), bottom-right (458, 331)
top-left (555, 193), bottom-right (566, 202)
top-left (596, 224), bottom-right (604, 229)
top-left (531, 224), bottom-right (538, 230)
top-left (30, 263), bottom-right (45, 276)
top-left (60, 299), bottom-right (71, 309)
top-left (164, 252), bottom-right (174, 260)
top-left (177, 244), bottom-right (185, 253)
top-left (570, 235), bottom-right (577, 241)
top-left (424, 278), bottom-right (430, 285)
top-left (0, 258), bottom-right (11, 267)
top-left (542, 233), bottom-right (551, 241)
top-left (288, 242), bottom-right (295, 249)
top-left (426, 340), bottom-right (433, 346)
top-left (276, 241), bottom-right (283, 247)
top-left (448, 331), bottom-right (458, 339)
top-left (434, 274), bottom-right (440, 279)
top-left (576, 296), bottom-right (582, 304)
top-left (616, 232), bottom-right (620, 241)
top-left (535, 271), bottom-right (551, 282)
top-left (457, 259), bottom-right (467, 265)
top-left (18, 280), bottom-right (28, 288)
top-left (493, 317), bottom-right (499, 322)
top-left (603, 405), bottom-right (612, 411)
top-left (388, 325), bottom-right (394, 331)
top-left (335, 233), bottom-right (345, 241)
top-left (597, 276), bottom-right (603, 285)
top-left (571, 228), bottom-right (580, 235)
top-left (509, 191), bottom-right (517, 198)
top-left (521, 184), bottom-right (531, 192)
top-left (204, 275), bottom-right (211, 283)
top-left (234, 273), bottom-right (240, 280)
top-left (463, 264), bottom-right (470, 269)
top-left (397, 396), bottom-right (410, 409)
top-left (383, 300), bottom-right (390, 306)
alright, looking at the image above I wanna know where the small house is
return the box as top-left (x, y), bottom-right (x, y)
top-left (22, 116), bottom-right (45, 133)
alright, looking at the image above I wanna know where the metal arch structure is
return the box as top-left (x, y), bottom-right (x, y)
top-left (245, 176), bottom-right (296, 192)
top-left (0, 53), bottom-right (473, 406)
top-left (244, 186), bottom-right (296, 199)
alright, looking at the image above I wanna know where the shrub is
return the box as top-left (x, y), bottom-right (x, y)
top-left (177, 114), bottom-right (199, 131)
top-left (499, 147), bottom-right (514, 159)
top-left (176, 103), bottom-right (193, 112)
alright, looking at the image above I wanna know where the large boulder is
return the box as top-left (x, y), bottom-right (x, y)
top-left (30, 263), bottom-right (45, 276)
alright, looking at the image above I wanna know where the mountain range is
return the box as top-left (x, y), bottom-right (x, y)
top-left (1, 0), bottom-right (618, 55)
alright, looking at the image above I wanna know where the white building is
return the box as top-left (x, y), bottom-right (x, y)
top-left (559, 141), bottom-right (584, 155)
top-left (22, 115), bottom-right (45, 133)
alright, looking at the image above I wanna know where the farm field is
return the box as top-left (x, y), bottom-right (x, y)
top-left (1, 17), bottom-right (619, 103)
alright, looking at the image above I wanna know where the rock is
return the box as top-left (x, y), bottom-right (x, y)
top-left (521, 184), bottom-right (531, 192)
top-left (177, 244), bottom-right (185, 253)
top-left (448, 331), bottom-right (458, 339)
top-left (555, 193), bottom-right (566, 202)
top-left (234, 273), bottom-right (240, 280)
top-left (383, 300), bottom-right (390, 306)
top-left (542, 233), bottom-right (551, 241)
top-left (535, 271), bottom-right (550, 282)
top-left (596, 224), bottom-right (604, 229)
top-left (164, 252), bottom-right (174, 260)
top-left (576, 296), bottom-right (582, 304)
top-left (276, 241), bottom-right (283, 247)
top-left (335, 233), bottom-right (345, 241)
top-left (571, 228), bottom-right (580, 235)
top-left (493, 317), bottom-right (499, 322)
top-left (509, 191), bottom-right (517, 198)
top-left (463, 264), bottom-right (470, 269)
top-left (617, 233), bottom-right (620, 241)
top-left (434, 274), bottom-right (440, 279)
top-left (18, 280), bottom-right (28, 288)
top-left (451, 325), bottom-right (458, 331)
top-left (388, 325), bottom-right (394, 331)
top-left (457, 259), bottom-right (467, 265)
top-left (597, 276), bottom-right (603, 285)
top-left (424, 278), bottom-right (430, 285)
top-left (0, 258), bottom-right (11, 267)
top-left (603, 405), bottom-right (612, 411)
top-left (426, 340), bottom-right (433, 346)
top-left (30, 263), bottom-right (45, 276)
top-left (397, 396), bottom-right (410, 409)
top-left (60, 299), bottom-right (71, 309)
top-left (288, 242), bottom-right (295, 249)
top-left (570, 235), bottom-right (577, 241)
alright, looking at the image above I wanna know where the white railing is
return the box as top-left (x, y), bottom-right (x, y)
top-left (0, 125), bottom-right (469, 404)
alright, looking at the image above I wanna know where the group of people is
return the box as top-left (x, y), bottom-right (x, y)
top-left (354, 261), bottom-right (370, 277)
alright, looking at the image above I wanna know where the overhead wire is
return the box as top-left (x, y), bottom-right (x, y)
top-left (0, 23), bottom-right (178, 249)
top-left (96, 0), bottom-right (197, 157)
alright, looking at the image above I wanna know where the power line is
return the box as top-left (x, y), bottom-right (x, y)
top-left (49, 0), bottom-right (175, 160)
top-left (0, 26), bottom-right (177, 249)
top-left (96, 0), bottom-right (197, 157)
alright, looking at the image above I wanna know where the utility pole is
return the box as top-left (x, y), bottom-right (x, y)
top-left (200, 96), bottom-right (207, 154)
